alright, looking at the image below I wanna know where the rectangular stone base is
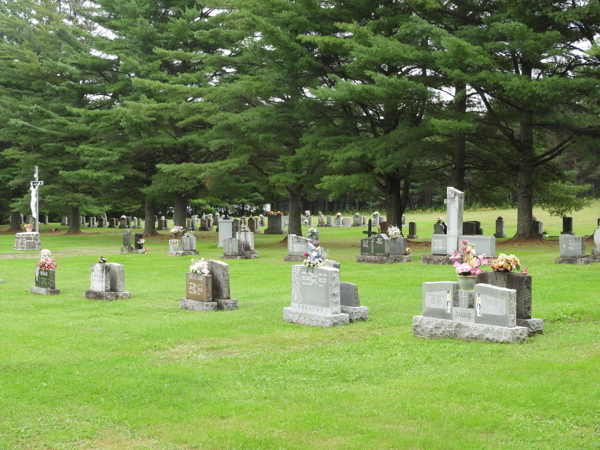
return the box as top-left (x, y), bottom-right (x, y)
top-left (169, 250), bottom-right (199, 257)
top-left (408, 235), bottom-right (419, 239)
top-left (421, 255), bottom-right (453, 265)
top-left (180, 298), bottom-right (218, 311)
top-left (494, 233), bottom-right (507, 238)
top-left (356, 255), bottom-right (412, 264)
top-left (30, 286), bottom-right (60, 295)
top-left (85, 290), bottom-right (132, 301)
top-left (284, 307), bottom-right (349, 328)
top-left (222, 251), bottom-right (258, 260)
top-left (284, 255), bottom-right (305, 262)
top-left (120, 246), bottom-right (133, 254)
top-left (412, 316), bottom-right (528, 343)
top-left (555, 256), bottom-right (593, 265)
top-left (517, 318), bottom-right (544, 336)
top-left (264, 229), bottom-right (287, 235)
top-left (216, 298), bottom-right (238, 310)
top-left (341, 305), bottom-right (368, 322)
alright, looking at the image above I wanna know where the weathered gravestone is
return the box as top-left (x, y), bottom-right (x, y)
top-left (408, 222), bottom-right (418, 239)
top-left (180, 260), bottom-right (238, 311)
top-left (265, 215), bottom-right (286, 235)
top-left (284, 265), bottom-right (349, 328)
top-left (191, 215), bottom-right (197, 231)
top-left (248, 217), bottom-right (260, 234)
top-left (218, 218), bottom-right (234, 248)
top-left (181, 234), bottom-right (199, 255)
top-left (318, 214), bottom-right (325, 227)
top-left (340, 282), bottom-right (368, 322)
top-left (258, 214), bottom-right (265, 227)
top-left (531, 219), bottom-right (544, 236)
top-left (13, 232), bottom-right (41, 251)
top-left (119, 215), bottom-right (127, 229)
top-left (61, 216), bottom-right (68, 226)
top-left (30, 266), bottom-right (60, 295)
top-left (413, 283), bottom-right (529, 343)
top-left (85, 262), bottom-right (131, 301)
top-left (333, 216), bottom-right (342, 227)
top-left (44, 216), bottom-right (48, 225)
top-left (98, 217), bottom-right (107, 228)
top-left (462, 221), bottom-right (480, 235)
top-left (556, 234), bottom-right (592, 264)
top-left (326, 216), bottom-right (333, 227)
top-left (222, 231), bottom-right (258, 259)
top-left (341, 217), bottom-right (352, 227)
top-left (120, 230), bottom-right (133, 254)
top-left (379, 220), bottom-right (388, 233)
top-left (352, 215), bottom-right (362, 227)
top-left (109, 218), bottom-right (117, 228)
top-left (356, 220), bottom-right (410, 264)
top-left (133, 233), bottom-right (145, 254)
top-left (284, 234), bottom-right (312, 262)
top-left (494, 218), bottom-right (507, 238)
top-left (433, 222), bottom-right (445, 234)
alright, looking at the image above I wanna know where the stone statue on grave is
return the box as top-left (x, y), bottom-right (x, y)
top-left (29, 184), bottom-right (38, 224)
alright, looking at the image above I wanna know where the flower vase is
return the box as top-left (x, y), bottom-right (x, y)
top-left (172, 232), bottom-right (181, 240)
top-left (457, 275), bottom-right (477, 290)
top-left (24, 224), bottom-right (33, 232)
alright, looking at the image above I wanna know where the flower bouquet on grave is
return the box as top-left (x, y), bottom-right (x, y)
top-left (190, 258), bottom-right (210, 275)
top-left (304, 210), bottom-right (310, 217)
top-left (373, 211), bottom-right (380, 216)
top-left (436, 216), bottom-right (444, 224)
top-left (354, 212), bottom-right (361, 217)
top-left (183, 231), bottom-right (194, 237)
top-left (143, 247), bottom-right (149, 254)
top-left (491, 253), bottom-right (520, 272)
top-left (37, 253), bottom-right (57, 271)
top-left (388, 226), bottom-right (402, 239)
top-left (276, 211), bottom-right (283, 216)
top-left (267, 211), bottom-right (274, 216)
top-left (303, 242), bottom-right (327, 268)
top-left (239, 225), bottom-right (251, 232)
top-left (450, 240), bottom-right (488, 289)
top-left (405, 247), bottom-right (412, 255)
top-left (171, 226), bottom-right (184, 238)
top-left (336, 212), bottom-right (342, 218)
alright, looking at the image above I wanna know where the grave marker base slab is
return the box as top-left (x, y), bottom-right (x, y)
top-left (494, 233), bottom-right (507, 238)
top-left (421, 255), bottom-right (453, 265)
top-left (284, 255), bottom-right (305, 262)
top-left (516, 318), bottom-right (544, 336)
top-left (412, 316), bottom-right (528, 343)
top-left (340, 305), bottom-right (368, 322)
top-left (264, 229), bottom-right (287, 235)
top-left (555, 256), bottom-right (593, 265)
top-left (30, 286), bottom-right (60, 295)
top-left (284, 307), bottom-right (349, 328)
top-left (168, 250), bottom-right (199, 257)
top-left (408, 234), bottom-right (419, 239)
top-left (216, 299), bottom-right (238, 310)
top-left (222, 251), bottom-right (258, 260)
top-left (85, 290), bottom-right (131, 301)
top-left (180, 298), bottom-right (218, 312)
top-left (120, 246), bottom-right (133, 254)
top-left (356, 255), bottom-right (412, 264)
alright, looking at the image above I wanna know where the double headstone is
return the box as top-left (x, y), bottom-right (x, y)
top-left (356, 232), bottom-right (410, 264)
top-left (180, 260), bottom-right (238, 311)
top-left (183, 234), bottom-right (198, 254)
top-left (85, 263), bottom-right (131, 300)
top-left (223, 231), bottom-right (258, 259)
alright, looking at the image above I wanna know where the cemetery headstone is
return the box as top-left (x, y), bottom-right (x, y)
top-left (326, 216), bottom-right (332, 227)
top-left (340, 282), bottom-right (368, 322)
top-left (284, 234), bottom-right (312, 262)
top-left (120, 230), bottom-right (133, 254)
top-left (198, 218), bottom-right (209, 231)
top-left (333, 216), bottom-right (342, 227)
top-left (531, 219), bottom-right (544, 236)
top-left (85, 262), bottom-right (131, 300)
top-left (218, 218), bottom-right (234, 248)
top-left (592, 228), bottom-right (600, 260)
top-left (352, 215), bottom-right (362, 227)
top-left (181, 260), bottom-right (238, 311)
top-left (109, 218), bottom-right (117, 228)
top-left (379, 220), bottom-right (388, 233)
top-left (356, 229), bottom-right (410, 264)
top-left (284, 265), bottom-right (349, 328)
top-left (259, 214), bottom-right (265, 227)
top-left (556, 234), bottom-right (592, 264)
top-left (264, 214), bottom-right (286, 235)
top-left (119, 215), bottom-right (127, 229)
top-left (61, 216), bottom-right (68, 226)
top-left (30, 251), bottom-right (60, 295)
top-left (182, 233), bottom-right (199, 254)
top-left (134, 233), bottom-right (144, 251)
top-left (408, 222), bottom-right (418, 239)
top-left (561, 216), bottom-right (573, 235)
top-left (223, 230), bottom-right (258, 259)
top-left (318, 214), bottom-right (325, 227)
top-left (494, 218), bottom-right (507, 238)
top-left (413, 282), bottom-right (529, 343)
top-left (341, 217), bottom-right (352, 227)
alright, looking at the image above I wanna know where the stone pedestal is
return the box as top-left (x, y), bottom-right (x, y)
top-left (421, 255), bottom-right (453, 265)
top-left (264, 215), bottom-right (286, 235)
top-left (555, 256), bottom-right (593, 265)
top-left (14, 233), bottom-right (41, 251)
top-left (412, 316), bottom-right (528, 343)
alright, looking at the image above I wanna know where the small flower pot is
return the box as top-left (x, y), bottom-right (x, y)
top-left (457, 275), bottom-right (477, 290)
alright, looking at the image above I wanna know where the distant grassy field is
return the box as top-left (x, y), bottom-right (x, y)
top-left (0, 204), bottom-right (598, 449)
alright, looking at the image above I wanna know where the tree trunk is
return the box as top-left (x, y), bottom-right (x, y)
top-left (288, 186), bottom-right (303, 237)
top-left (383, 173), bottom-right (408, 229)
top-left (10, 211), bottom-right (22, 231)
top-left (67, 206), bottom-right (80, 234)
top-left (144, 198), bottom-right (158, 237)
top-left (515, 103), bottom-right (535, 239)
top-left (450, 82), bottom-right (467, 191)
top-left (174, 194), bottom-right (187, 227)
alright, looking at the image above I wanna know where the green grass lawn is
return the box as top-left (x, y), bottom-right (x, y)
top-left (0, 205), bottom-right (599, 449)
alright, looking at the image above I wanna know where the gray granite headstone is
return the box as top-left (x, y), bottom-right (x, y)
top-left (340, 282), bottom-right (360, 307)
top-left (432, 235), bottom-right (447, 255)
top-left (422, 281), bottom-right (458, 320)
top-left (206, 260), bottom-right (230, 299)
top-left (459, 235), bottom-right (496, 257)
top-left (559, 234), bottom-right (584, 257)
top-left (237, 231), bottom-right (254, 251)
top-left (123, 230), bottom-right (131, 247)
top-left (288, 234), bottom-right (311, 256)
top-left (183, 235), bottom-right (196, 251)
top-left (474, 284), bottom-right (516, 327)
top-left (291, 265), bottom-right (340, 315)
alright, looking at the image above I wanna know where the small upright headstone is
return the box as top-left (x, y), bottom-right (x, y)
top-left (109, 218), bottom-right (117, 228)
top-left (531, 219), bottom-right (544, 236)
top-left (85, 262), bottom-right (131, 301)
top-left (258, 214), bottom-right (265, 227)
top-left (408, 222), bottom-right (418, 239)
top-left (191, 215), bottom-right (197, 231)
top-left (119, 215), bottom-right (127, 229)
top-left (561, 217), bottom-right (573, 235)
top-left (30, 250), bottom-right (60, 295)
top-left (121, 230), bottom-right (133, 254)
top-left (334, 216), bottom-right (342, 227)
top-left (379, 220), bottom-right (388, 233)
top-left (494, 218), bottom-right (507, 238)
top-left (340, 282), bottom-right (368, 322)
top-left (126, 216), bottom-right (132, 228)
top-left (341, 217), bottom-right (352, 227)
top-left (326, 216), bottom-right (332, 227)
top-left (181, 260), bottom-right (238, 311)
top-left (218, 218), bottom-right (234, 248)
top-left (61, 216), bottom-right (68, 226)
top-left (183, 233), bottom-right (198, 254)
top-left (264, 214), bottom-right (286, 235)
top-left (134, 233), bottom-right (144, 250)
top-left (284, 234), bottom-right (312, 262)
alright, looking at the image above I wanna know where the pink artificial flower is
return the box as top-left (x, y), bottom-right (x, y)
top-left (456, 263), bottom-right (472, 274)
top-left (472, 267), bottom-right (483, 276)
top-left (460, 247), bottom-right (466, 252)
top-left (303, 252), bottom-right (309, 257)
top-left (449, 252), bottom-right (461, 261)
top-left (478, 255), bottom-right (488, 265)
top-left (462, 240), bottom-right (469, 244)
top-left (521, 267), bottom-right (529, 275)
top-left (471, 258), bottom-right (481, 268)
top-left (453, 261), bottom-right (460, 267)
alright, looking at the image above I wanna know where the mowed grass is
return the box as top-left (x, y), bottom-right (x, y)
top-left (0, 204), bottom-right (599, 450)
